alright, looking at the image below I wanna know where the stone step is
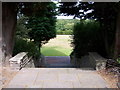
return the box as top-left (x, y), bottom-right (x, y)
top-left (5, 68), bottom-right (109, 88)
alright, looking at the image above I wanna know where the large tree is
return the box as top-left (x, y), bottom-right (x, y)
top-left (26, 2), bottom-right (57, 51)
top-left (114, 12), bottom-right (120, 58)
top-left (2, 2), bottom-right (57, 66)
top-left (59, 2), bottom-right (120, 58)
top-left (2, 3), bottom-right (18, 66)
top-left (15, 16), bottom-right (29, 39)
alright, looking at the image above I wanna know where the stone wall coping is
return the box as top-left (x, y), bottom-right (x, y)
top-left (89, 52), bottom-right (107, 61)
top-left (89, 52), bottom-right (107, 71)
top-left (9, 52), bottom-right (27, 63)
top-left (9, 52), bottom-right (33, 70)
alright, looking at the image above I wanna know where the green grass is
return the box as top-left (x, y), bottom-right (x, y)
top-left (41, 46), bottom-right (72, 56)
top-left (41, 35), bottom-right (72, 56)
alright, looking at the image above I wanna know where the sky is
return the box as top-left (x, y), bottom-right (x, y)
top-left (53, 0), bottom-right (76, 19)
top-left (56, 8), bottom-right (93, 19)
top-left (54, 1), bottom-right (92, 20)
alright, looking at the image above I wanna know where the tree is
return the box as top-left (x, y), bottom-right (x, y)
top-left (114, 12), bottom-right (120, 58)
top-left (26, 2), bottom-right (57, 51)
top-left (2, 2), bottom-right (57, 66)
top-left (2, 3), bottom-right (18, 66)
top-left (16, 16), bottom-right (29, 39)
top-left (59, 2), bottom-right (120, 58)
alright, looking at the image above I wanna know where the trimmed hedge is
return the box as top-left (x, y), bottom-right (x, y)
top-left (72, 20), bottom-right (102, 58)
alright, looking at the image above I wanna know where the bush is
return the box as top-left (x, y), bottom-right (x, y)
top-left (72, 20), bottom-right (102, 58)
top-left (13, 38), bottom-right (40, 59)
top-left (117, 55), bottom-right (120, 64)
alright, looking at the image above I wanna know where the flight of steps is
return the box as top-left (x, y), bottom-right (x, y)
top-left (41, 56), bottom-right (94, 70)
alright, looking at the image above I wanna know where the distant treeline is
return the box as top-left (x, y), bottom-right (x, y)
top-left (56, 19), bottom-right (79, 35)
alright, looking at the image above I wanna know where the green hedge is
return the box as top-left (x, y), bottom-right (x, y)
top-left (72, 20), bottom-right (102, 58)
top-left (13, 38), bottom-right (40, 59)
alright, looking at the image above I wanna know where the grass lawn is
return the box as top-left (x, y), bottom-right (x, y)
top-left (41, 35), bottom-right (73, 56)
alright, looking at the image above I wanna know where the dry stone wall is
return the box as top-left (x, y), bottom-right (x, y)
top-left (9, 52), bottom-right (34, 71)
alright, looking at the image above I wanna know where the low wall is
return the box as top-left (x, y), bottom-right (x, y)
top-left (9, 52), bottom-right (34, 70)
top-left (70, 52), bottom-right (107, 70)
top-left (70, 53), bottom-right (93, 69)
top-left (89, 52), bottom-right (107, 70)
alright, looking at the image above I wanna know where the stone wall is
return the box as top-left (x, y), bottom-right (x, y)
top-left (9, 52), bottom-right (35, 70)
top-left (33, 54), bottom-right (45, 68)
top-left (70, 52), bottom-right (107, 70)
top-left (70, 52), bottom-right (95, 69)
top-left (89, 52), bottom-right (107, 71)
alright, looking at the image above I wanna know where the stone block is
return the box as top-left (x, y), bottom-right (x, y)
top-left (89, 52), bottom-right (107, 71)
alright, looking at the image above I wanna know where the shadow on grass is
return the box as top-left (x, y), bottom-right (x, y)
top-left (41, 47), bottom-right (68, 56)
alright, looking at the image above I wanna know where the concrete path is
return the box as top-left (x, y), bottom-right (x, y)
top-left (6, 68), bottom-right (109, 88)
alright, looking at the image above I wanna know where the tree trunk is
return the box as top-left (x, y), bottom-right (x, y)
top-left (114, 12), bottom-right (120, 59)
top-left (0, 2), bottom-right (2, 66)
top-left (39, 43), bottom-right (41, 52)
top-left (104, 25), bottom-right (109, 58)
top-left (38, 43), bottom-right (42, 54)
top-left (2, 3), bottom-right (17, 66)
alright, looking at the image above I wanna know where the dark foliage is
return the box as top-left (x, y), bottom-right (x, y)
top-left (25, 2), bottom-right (57, 50)
top-left (59, 2), bottom-right (120, 58)
top-left (13, 38), bottom-right (40, 59)
top-left (72, 20), bottom-right (101, 58)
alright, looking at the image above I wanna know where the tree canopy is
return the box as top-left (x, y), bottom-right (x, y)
top-left (17, 2), bottom-right (57, 51)
top-left (59, 2), bottom-right (120, 58)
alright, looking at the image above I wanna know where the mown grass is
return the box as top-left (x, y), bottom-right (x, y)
top-left (41, 35), bottom-right (73, 56)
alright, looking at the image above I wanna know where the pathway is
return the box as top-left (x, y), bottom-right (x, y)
top-left (4, 56), bottom-right (110, 88)
top-left (5, 68), bottom-right (109, 88)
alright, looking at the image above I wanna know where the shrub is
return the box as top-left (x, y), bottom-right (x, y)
top-left (117, 55), bottom-right (120, 64)
top-left (13, 38), bottom-right (40, 59)
top-left (72, 20), bottom-right (102, 58)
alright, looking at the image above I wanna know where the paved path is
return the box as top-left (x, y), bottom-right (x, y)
top-left (6, 68), bottom-right (109, 88)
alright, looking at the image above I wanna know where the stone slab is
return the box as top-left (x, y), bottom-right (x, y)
top-left (42, 81), bottom-right (73, 88)
top-left (77, 72), bottom-right (109, 88)
top-left (58, 74), bottom-right (79, 82)
top-left (38, 68), bottom-right (69, 74)
top-left (36, 74), bottom-right (58, 81)
top-left (5, 68), bottom-right (109, 88)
